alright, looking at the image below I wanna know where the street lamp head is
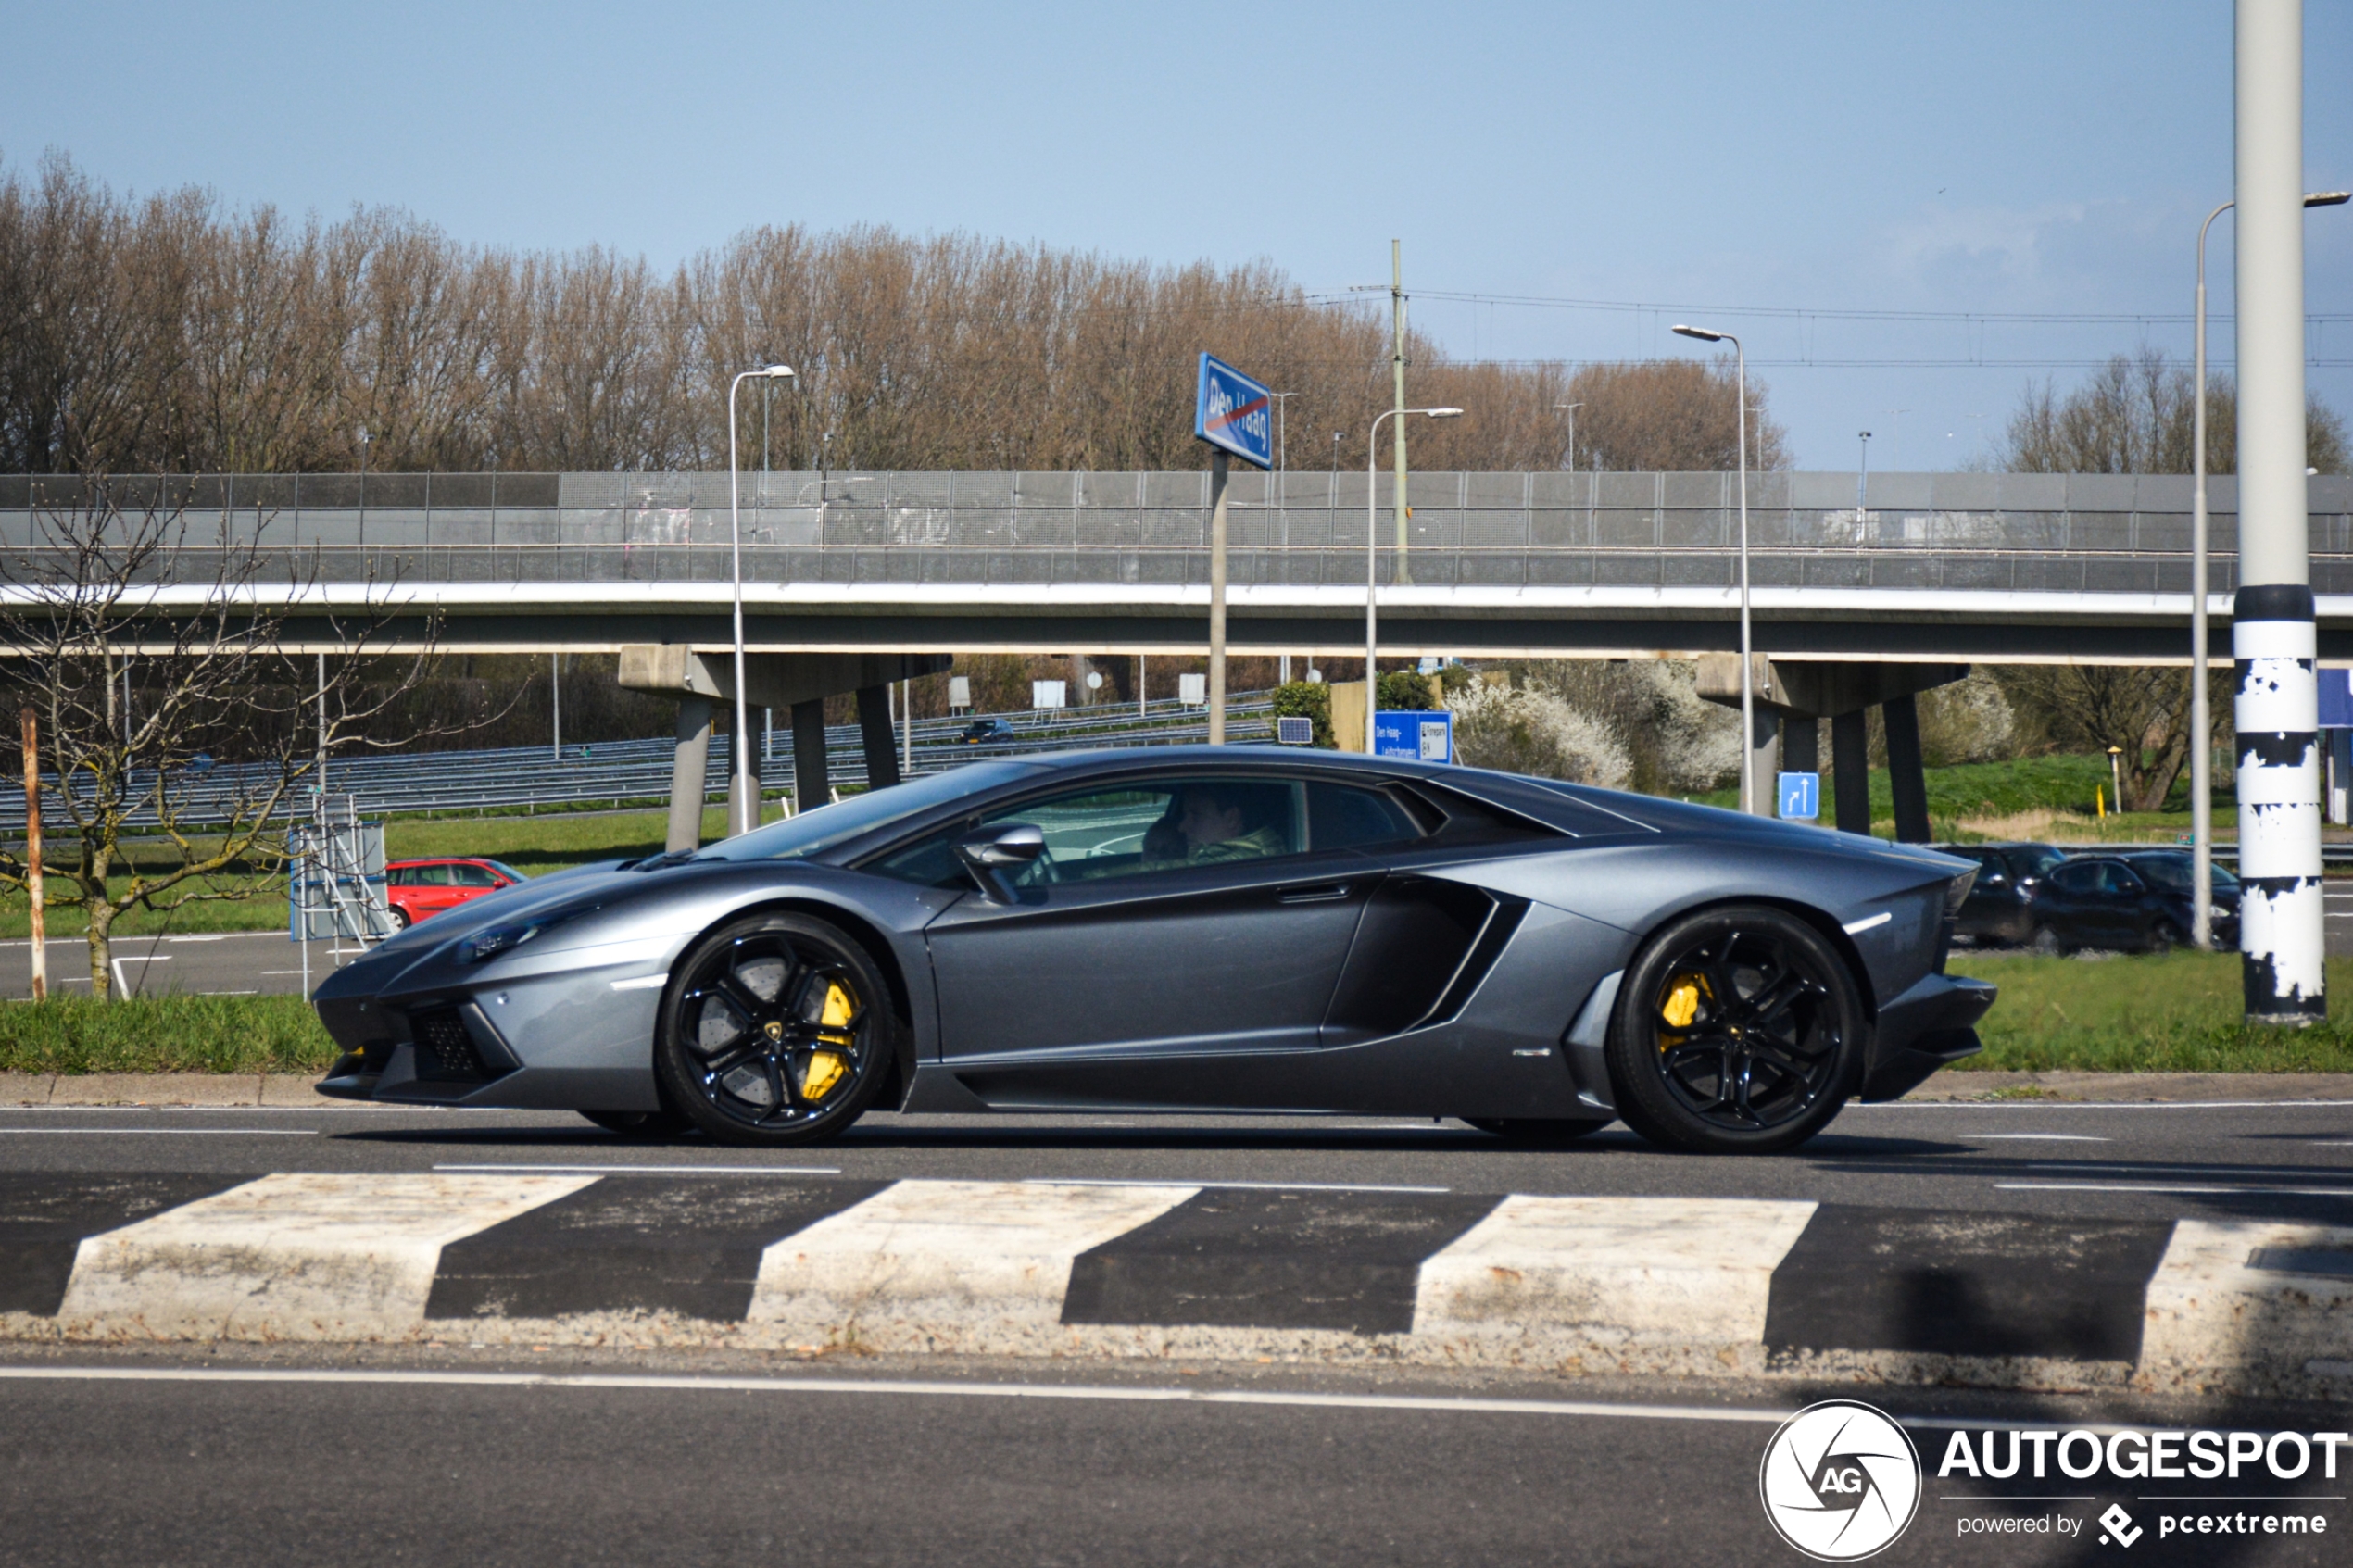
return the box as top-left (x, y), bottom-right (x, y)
top-left (1425, 408), bottom-right (1464, 419)
top-left (760, 364), bottom-right (797, 379)
top-left (1859, 430), bottom-right (1873, 440)
top-left (2306, 192), bottom-right (2352, 207)
top-left (1671, 324), bottom-right (1724, 343)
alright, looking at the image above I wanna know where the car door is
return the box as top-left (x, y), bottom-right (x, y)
top-left (412, 862), bottom-right (462, 919)
top-left (2039, 859), bottom-right (2102, 947)
top-left (893, 772), bottom-right (1378, 1109)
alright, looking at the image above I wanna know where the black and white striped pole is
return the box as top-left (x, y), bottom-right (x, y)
top-left (2232, 0), bottom-right (2324, 1023)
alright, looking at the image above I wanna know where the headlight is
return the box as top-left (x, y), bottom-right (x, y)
top-left (459, 906), bottom-right (595, 963)
top-left (1944, 868), bottom-right (1977, 915)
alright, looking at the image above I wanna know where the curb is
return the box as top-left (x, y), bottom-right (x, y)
top-left (1, 1173), bottom-right (2346, 1397)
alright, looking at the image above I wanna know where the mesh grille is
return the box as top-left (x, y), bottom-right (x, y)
top-left (410, 1010), bottom-right (484, 1082)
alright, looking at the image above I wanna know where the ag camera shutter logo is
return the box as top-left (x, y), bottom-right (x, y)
top-left (1759, 1399), bottom-right (1922, 1560)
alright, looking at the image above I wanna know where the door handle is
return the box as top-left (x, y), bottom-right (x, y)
top-left (1277, 882), bottom-right (1352, 904)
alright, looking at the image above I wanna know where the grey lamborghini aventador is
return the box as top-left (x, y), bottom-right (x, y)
top-left (313, 746), bottom-right (1994, 1154)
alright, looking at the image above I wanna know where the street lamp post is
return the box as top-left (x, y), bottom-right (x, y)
top-left (1856, 431), bottom-right (1872, 518)
top-left (1674, 325), bottom-right (1755, 814)
top-left (2193, 189), bottom-right (2349, 948)
top-left (1556, 402), bottom-right (1584, 470)
top-left (1365, 406), bottom-right (1463, 752)
top-left (726, 363), bottom-right (798, 837)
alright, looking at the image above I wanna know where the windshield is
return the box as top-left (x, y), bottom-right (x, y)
top-left (2009, 846), bottom-right (2067, 880)
top-left (2130, 854), bottom-right (2239, 893)
top-left (693, 762), bottom-right (1043, 862)
top-left (485, 860), bottom-right (529, 883)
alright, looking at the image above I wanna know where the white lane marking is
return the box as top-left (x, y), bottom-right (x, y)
top-left (1997, 1182), bottom-right (2353, 1197)
top-left (0, 932), bottom-right (286, 950)
top-left (198, 990), bottom-right (258, 997)
top-left (1414, 1195), bottom-right (1818, 1346)
top-left (2020, 1160), bottom-right (2353, 1177)
top-left (1852, 1099), bottom-right (2353, 1110)
top-left (0, 1363), bottom-right (1802, 1421)
top-left (2142, 1219), bottom-right (2353, 1379)
top-left (58, 1172), bottom-right (598, 1339)
top-left (1842, 912), bottom-right (1892, 935)
top-left (258, 971), bottom-right (310, 976)
top-left (434, 1164), bottom-right (839, 1176)
top-left (750, 1179), bottom-right (1198, 1334)
top-left (1023, 1177), bottom-right (1449, 1194)
top-left (0, 1128), bottom-right (317, 1135)
top-left (0, 1366), bottom-right (2233, 1434)
top-left (607, 975), bottom-right (667, 991)
top-left (1961, 1134), bottom-right (2111, 1142)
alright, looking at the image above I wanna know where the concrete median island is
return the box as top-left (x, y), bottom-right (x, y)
top-left (0, 1171), bottom-right (2347, 1400)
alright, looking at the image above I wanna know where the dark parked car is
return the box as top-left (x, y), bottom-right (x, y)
top-left (2026, 850), bottom-right (2240, 954)
top-left (958, 718), bottom-right (1017, 745)
top-left (1937, 842), bottom-right (2067, 946)
top-left (312, 747), bottom-right (1993, 1156)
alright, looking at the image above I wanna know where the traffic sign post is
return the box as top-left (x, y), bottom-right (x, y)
top-left (1778, 771), bottom-right (1820, 821)
top-left (1194, 354), bottom-right (1275, 748)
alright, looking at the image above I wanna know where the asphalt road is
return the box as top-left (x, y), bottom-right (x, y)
top-left (0, 931), bottom-right (343, 999)
top-left (0, 1349), bottom-right (2339, 1567)
top-left (1, 1098), bottom-right (2348, 1227)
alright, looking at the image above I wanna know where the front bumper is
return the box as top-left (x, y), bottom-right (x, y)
top-left (1858, 972), bottom-right (1997, 1101)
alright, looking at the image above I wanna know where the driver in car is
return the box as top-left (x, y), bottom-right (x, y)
top-left (1141, 783), bottom-right (1286, 868)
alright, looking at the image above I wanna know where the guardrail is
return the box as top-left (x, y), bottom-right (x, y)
top-left (0, 694), bottom-right (1283, 833)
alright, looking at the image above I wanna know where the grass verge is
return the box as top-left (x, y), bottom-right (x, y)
top-left (1946, 949), bottom-right (2353, 1073)
top-left (0, 995), bottom-right (336, 1074)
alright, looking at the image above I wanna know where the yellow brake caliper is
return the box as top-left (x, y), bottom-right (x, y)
top-left (1659, 973), bottom-right (1707, 1052)
top-left (800, 980), bottom-right (855, 1100)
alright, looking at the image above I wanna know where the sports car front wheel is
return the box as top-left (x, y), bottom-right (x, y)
top-left (654, 913), bottom-right (899, 1147)
top-left (1604, 905), bottom-right (1866, 1155)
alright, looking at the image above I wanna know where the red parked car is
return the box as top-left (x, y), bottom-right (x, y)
top-left (384, 858), bottom-right (528, 929)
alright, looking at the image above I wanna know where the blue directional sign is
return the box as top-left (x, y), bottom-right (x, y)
top-left (1778, 771), bottom-right (1820, 821)
top-left (1194, 353), bottom-right (1274, 470)
top-left (1375, 709), bottom-right (1453, 764)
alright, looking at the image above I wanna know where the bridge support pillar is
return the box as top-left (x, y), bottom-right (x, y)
top-left (1781, 716), bottom-right (1818, 777)
top-left (792, 699), bottom-right (829, 816)
top-left (667, 697), bottom-right (714, 854)
top-left (1743, 708), bottom-right (1780, 822)
top-left (856, 686), bottom-right (900, 790)
top-left (1831, 710), bottom-right (1871, 837)
top-left (726, 714), bottom-right (763, 832)
top-left (1882, 694), bottom-right (1932, 844)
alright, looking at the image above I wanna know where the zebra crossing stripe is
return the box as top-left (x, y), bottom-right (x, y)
top-left (1412, 1195), bottom-right (1818, 1346)
top-left (2138, 1219), bottom-right (2353, 1387)
top-left (56, 1173), bottom-right (597, 1340)
top-left (748, 1180), bottom-right (1198, 1340)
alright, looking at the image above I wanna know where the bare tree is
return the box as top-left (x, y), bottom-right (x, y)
top-left (0, 477), bottom-right (446, 992)
top-left (1560, 358), bottom-right (1792, 472)
top-left (1993, 664), bottom-right (2227, 812)
top-left (1999, 348), bottom-right (2349, 476)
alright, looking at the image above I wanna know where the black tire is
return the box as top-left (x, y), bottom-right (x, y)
top-left (1604, 906), bottom-right (1867, 1155)
top-left (2029, 923), bottom-right (2067, 957)
top-left (1464, 1117), bottom-right (1613, 1144)
top-left (2149, 920), bottom-right (2185, 955)
top-left (579, 1108), bottom-right (692, 1138)
top-left (388, 907), bottom-right (411, 931)
top-left (655, 912), bottom-right (899, 1147)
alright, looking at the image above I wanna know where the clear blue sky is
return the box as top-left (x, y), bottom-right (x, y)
top-left (8, 0), bottom-right (2349, 469)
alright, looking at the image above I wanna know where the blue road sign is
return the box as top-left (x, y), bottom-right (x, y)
top-left (1194, 353), bottom-right (1274, 470)
top-left (1374, 709), bottom-right (1453, 763)
top-left (1778, 771), bottom-right (1820, 821)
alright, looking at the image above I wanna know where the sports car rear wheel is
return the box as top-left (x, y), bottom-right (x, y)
top-left (655, 913), bottom-right (898, 1147)
top-left (1605, 906), bottom-right (1864, 1155)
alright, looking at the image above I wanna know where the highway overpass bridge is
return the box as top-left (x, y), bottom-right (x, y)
top-left (6, 467), bottom-right (2353, 663)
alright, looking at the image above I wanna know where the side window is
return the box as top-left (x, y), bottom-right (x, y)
top-left (451, 862), bottom-right (499, 888)
top-left (866, 777), bottom-right (1304, 887)
top-left (2050, 860), bottom-right (2099, 895)
top-left (417, 864), bottom-right (456, 887)
top-left (2100, 862), bottom-right (2143, 896)
top-left (387, 866), bottom-right (413, 887)
top-left (1306, 782), bottom-right (1422, 851)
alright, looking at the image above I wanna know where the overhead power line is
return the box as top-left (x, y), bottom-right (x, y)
top-left (1308, 287), bottom-right (2353, 328)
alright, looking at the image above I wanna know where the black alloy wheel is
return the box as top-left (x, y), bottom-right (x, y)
top-left (1605, 906), bottom-right (1865, 1155)
top-left (654, 913), bottom-right (898, 1146)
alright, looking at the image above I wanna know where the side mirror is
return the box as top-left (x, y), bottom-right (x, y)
top-left (952, 823), bottom-right (1046, 900)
